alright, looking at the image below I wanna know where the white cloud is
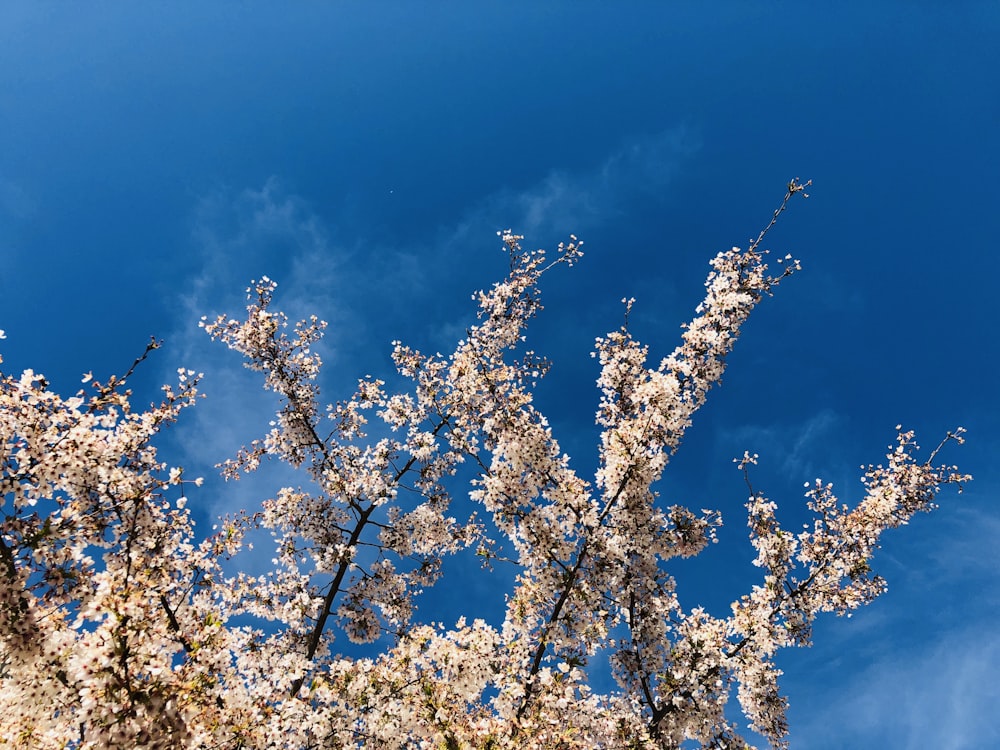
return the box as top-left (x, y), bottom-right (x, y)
top-left (165, 127), bottom-right (699, 521)
top-left (184, 177), bottom-right (349, 329)
top-left (448, 126), bottom-right (700, 245)
top-left (0, 178), bottom-right (36, 220)
top-left (721, 408), bottom-right (847, 484)
top-left (793, 625), bottom-right (1000, 749)
top-left (165, 178), bottom-right (355, 521)
top-left (781, 498), bottom-right (1000, 749)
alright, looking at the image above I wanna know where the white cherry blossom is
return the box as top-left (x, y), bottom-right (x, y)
top-left (0, 180), bottom-right (971, 748)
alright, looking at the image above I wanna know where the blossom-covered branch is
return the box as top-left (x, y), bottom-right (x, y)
top-left (0, 181), bottom-right (970, 749)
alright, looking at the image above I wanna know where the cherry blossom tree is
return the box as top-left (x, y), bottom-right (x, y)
top-left (0, 180), bottom-right (970, 748)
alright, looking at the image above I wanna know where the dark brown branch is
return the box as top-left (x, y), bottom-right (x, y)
top-left (288, 418), bottom-right (451, 698)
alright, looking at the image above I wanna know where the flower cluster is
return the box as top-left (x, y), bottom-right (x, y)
top-left (0, 182), bottom-right (970, 748)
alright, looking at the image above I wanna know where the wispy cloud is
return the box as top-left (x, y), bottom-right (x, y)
top-left (0, 178), bottom-right (37, 277)
top-left (165, 127), bottom-right (699, 520)
top-left (721, 408), bottom-right (847, 484)
top-left (184, 177), bottom-right (350, 331)
top-left (164, 178), bottom-right (353, 521)
top-left (793, 623), bottom-right (1000, 749)
top-left (448, 126), bottom-right (700, 245)
top-left (783, 498), bottom-right (1000, 749)
top-left (0, 178), bottom-right (36, 221)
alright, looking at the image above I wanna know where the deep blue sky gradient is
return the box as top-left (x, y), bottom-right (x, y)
top-left (2, 4), bottom-right (999, 746)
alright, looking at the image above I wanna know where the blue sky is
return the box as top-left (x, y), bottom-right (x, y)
top-left (2, 3), bottom-right (999, 746)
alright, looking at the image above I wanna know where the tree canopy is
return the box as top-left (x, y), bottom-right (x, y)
top-left (0, 182), bottom-right (969, 749)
